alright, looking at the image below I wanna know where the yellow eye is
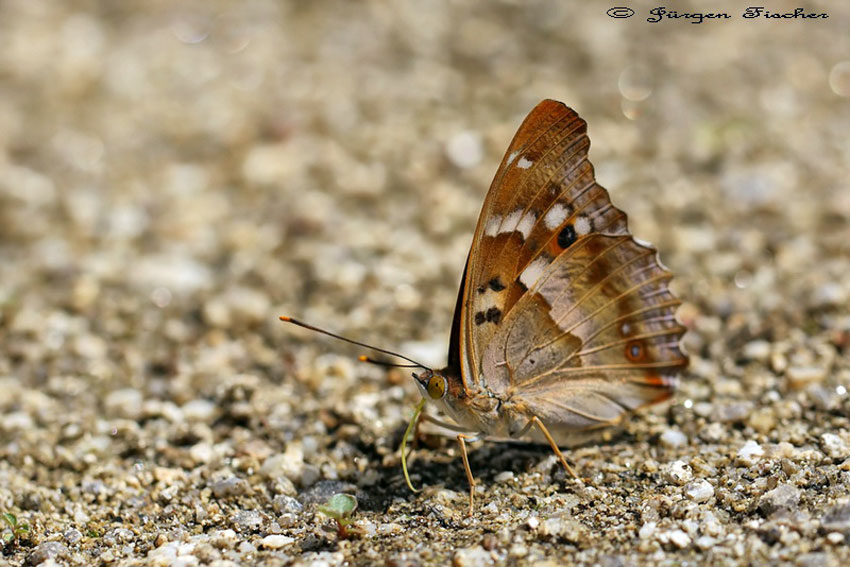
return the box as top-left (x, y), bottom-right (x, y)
top-left (426, 375), bottom-right (447, 400)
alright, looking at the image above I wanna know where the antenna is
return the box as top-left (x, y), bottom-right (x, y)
top-left (279, 316), bottom-right (429, 370)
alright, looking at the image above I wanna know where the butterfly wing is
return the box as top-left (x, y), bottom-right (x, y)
top-left (453, 100), bottom-right (686, 430)
top-left (480, 234), bottom-right (687, 432)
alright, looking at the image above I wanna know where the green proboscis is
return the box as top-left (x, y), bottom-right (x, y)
top-left (401, 398), bottom-right (426, 493)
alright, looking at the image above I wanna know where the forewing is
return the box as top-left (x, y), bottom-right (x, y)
top-left (458, 100), bottom-right (632, 393)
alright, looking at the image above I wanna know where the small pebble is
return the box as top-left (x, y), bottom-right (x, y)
top-left (494, 471), bottom-right (514, 483)
top-left (211, 529), bottom-right (238, 549)
top-left (796, 552), bottom-right (838, 567)
top-left (747, 408), bottom-right (777, 434)
top-left (638, 522), bottom-right (656, 539)
top-left (537, 514), bottom-right (587, 543)
top-left (737, 440), bottom-right (765, 466)
top-left (25, 542), bottom-right (70, 566)
top-left (182, 399), bottom-right (217, 422)
top-left (742, 340), bottom-right (771, 362)
top-left (272, 495), bottom-right (303, 515)
top-left (786, 365), bottom-right (828, 389)
top-left (259, 535), bottom-right (295, 549)
top-left (230, 510), bottom-right (263, 532)
top-left (661, 460), bottom-right (693, 485)
top-left (657, 529), bottom-right (691, 549)
top-left (759, 483), bottom-right (801, 515)
top-left (685, 480), bottom-right (714, 503)
top-left (821, 433), bottom-right (850, 459)
top-left (660, 429), bottom-right (688, 448)
top-left (275, 444), bottom-right (305, 483)
top-left (63, 528), bottom-right (83, 545)
top-left (712, 401), bottom-right (754, 423)
top-left (453, 545), bottom-right (494, 567)
top-left (210, 477), bottom-right (250, 499)
top-left (811, 282), bottom-right (847, 308)
top-left (695, 536), bottom-right (716, 550)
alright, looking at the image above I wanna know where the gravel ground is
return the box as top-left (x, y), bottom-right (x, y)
top-left (1, 1), bottom-right (850, 566)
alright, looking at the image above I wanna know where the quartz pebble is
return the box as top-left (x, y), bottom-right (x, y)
top-left (657, 529), bottom-right (691, 549)
top-left (737, 441), bottom-right (765, 465)
top-left (661, 460), bottom-right (693, 485)
top-left (259, 535), bottom-right (295, 549)
top-left (210, 477), bottom-right (250, 499)
top-left (453, 545), bottom-right (494, 567)
top-left (787, 365), bottom-right (828, 388)
top-left (685, 480), bottom-right (714, 502)
top-left (759, 483), bottom-right (800, 515)
top-left (821, 433), bottom-right (850, 459)
top-left (25, 542), bottom-right (70, 566)
top-left (660, 429), bottom-right (688, 448)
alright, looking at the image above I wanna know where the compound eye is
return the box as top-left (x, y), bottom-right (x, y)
top-left (426, 375), bottom-right (447, 400)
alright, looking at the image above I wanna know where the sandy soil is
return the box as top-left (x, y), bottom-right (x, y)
top-left (1, 1), bottom-right (849, 565)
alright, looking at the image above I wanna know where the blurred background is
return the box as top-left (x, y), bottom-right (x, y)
top-left (1, 0), bottom-right (849, 564)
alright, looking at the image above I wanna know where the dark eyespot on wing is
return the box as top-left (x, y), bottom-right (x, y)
top-left (486, 307), bottom-right (502, 323)
top-left (557, 224), bottom-right (577, 249)
top-left (488, 277), bottom-right (506, 292)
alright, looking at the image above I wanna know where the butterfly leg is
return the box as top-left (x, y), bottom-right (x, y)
top-left (522, 416), bottom-right (579, 480)
top-left (532, 416), bottom-right (579, 479)
top-left (455, 433), bottom-right (479, 516)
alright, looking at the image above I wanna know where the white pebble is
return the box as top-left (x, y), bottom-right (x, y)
top-left (182, 399), bottom-right (217, 422)
top-left (638, 522), bottom-right (656, 539)
top-left (2, 412), bottom-right (34, 431)
top-left (742, 340), bottom-right (771, 362)
top-left (658, 529), bottom-right (691, 549)
top-left (660, 429), bottom-right (688, 448)
top-left (189, 442), bottom-right (214, 465)
top-left (821, 433), bottom-right (850, 459)
top-left (259, 535), bottom-right (295, 549)
top-left (787, 365), bottom-right (828, 388)
top-left (661, 460), bottom-right (693, 485)
top-left (737, 440), bottom-right (765, 465)
top-left (695, 536), bottom-right (716, 550)
top-left (685, 479), bottom-right (714, 502)
top-left (453, 545), bottom-right (494, 567)
top-left (494, 471), bottom-right (514, 483)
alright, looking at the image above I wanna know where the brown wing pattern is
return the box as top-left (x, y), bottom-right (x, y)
top-left (459, 100), bottom-right (645, 395)
top-left (479, 234), bottom-right (687, 427)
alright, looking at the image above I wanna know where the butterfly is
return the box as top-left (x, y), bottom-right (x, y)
top-left (282, 99), bottom-right (688, 514)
